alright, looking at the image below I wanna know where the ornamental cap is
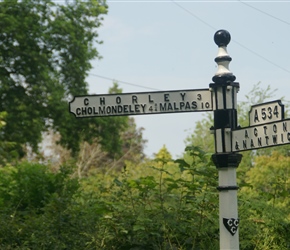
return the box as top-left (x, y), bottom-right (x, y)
top-left (214, 29), bottom-right (231, 47)
top-left (212, 29), bottom-right (236, 83)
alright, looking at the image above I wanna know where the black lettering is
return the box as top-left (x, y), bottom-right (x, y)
top-left (87, 107), bottom-right (92, 114)
top-left (124, 105), bottom-right (128, 113)
top-left (118, 105), bottom-right (122, 113)
top-left (129, 105), bottom-right (134, 112)
top-left (283, 122), bottom-right (287, 132)
top-left (263, 126), bottom-right (267, 135)
top-left (149, 95), bottom-right (154, 103)
top-left (254, 128), bottom-right (258, 137)
top-left (272, 135), bottom-right (277, 144)
top-left (160, 103), bottom-right (166, 111)
top-left (245, 130), bottom-right (249, 138)
top-left (254, 109), bottom-right (259, 123)
top-left (243, 140), bottom-right (247, 149)
top-left (250, 139), bottom-right (255, 148)
top-left (76, 108), bottom-right (81, 115)
top-left (93, 107), bottom-right (98, 114)
top-left (164, 94), bottom-right (169, 102)
top-left (261, 108), bottom-right (266, 120)
top-left (192, 101), bottom-right (197, 109)
top-left (268, 107), bottom-right (272, 119)
top-left (106, 106), bottom-right (111, 114)
top-left (100, 97), bottom-right (105, 105)
top-left (265, 136), bottom-right (269, 145)
top-left (132, 95), bottom-right (138, 104)
top-left (180, 92), bottom-right (186, 101)
top-left (81, 107), bottom-right (87, 115)
top-left (99, 106), bottom-right (106, 114)
top-left (180, 102), bottom-right (185, 110)
top-left (185, 102), bottom-right (191, 109)
top-left (84, 98), bottom-right (89, 106)
top-left (167, 103), bottom-right (173, 111)
top-left (281, 133), bottom-right (284, 142)
top-left (173, 102), bottom-right (179, 110)
top-left (258, 137), bottom-right (262, 146)
top-left (274, 105), bottom-right (279, 117)
top-left (135, 104), bottom-right (140, 112)
top-left (235, 141), bottom-right (239, 150)
top-left (197, 94), bottom-right (201, 100)
top-left (288, 132), bottom-right (290, 141)
top-left (111, 105), bottom-right (117, 113)
top-left (140, 104), bottom-right (146, 112)
top-left (116, 96), bottom-right (121, 104)
top-left (273, 124), bottom-right (277, 133)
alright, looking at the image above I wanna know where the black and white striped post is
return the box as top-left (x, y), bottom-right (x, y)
top-left (210, 30), bottom-right (243, 250)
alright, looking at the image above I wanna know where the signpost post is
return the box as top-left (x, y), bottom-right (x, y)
top-left (210, 30), bottom-right (242, 250)
top-left (69, 29), bottom-right (286, 250)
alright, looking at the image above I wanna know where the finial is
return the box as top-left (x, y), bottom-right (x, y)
top-left (214, 30), bottom-right (231, 47)
top-left (212, 30), bottom-right (236, 84)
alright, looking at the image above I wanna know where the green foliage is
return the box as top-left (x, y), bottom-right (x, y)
top-left (0, 0), bottom-right (127, 159)
top-left (0, 111), bottom-right (17, 164)
top-left (239, 151), bottom-right (290, 249)
top-left (0, 81), bottom-right (289, 249)
top-left (154, 144), bottom-right (172, 161)
top-left (0, 147), bottom-right (220, 249)
top-left (185, 113), bottom-right (214, 153)
top-left (0, 146), bottom-right (289, 249)
top-left (183, 83), bottom-right (290, 249)
top-left (80, 145), bottom-right (219, 249)
top-left (243, 151), bottom-right (290, 211)
top-left (0, 162), bottom-right (81, 249)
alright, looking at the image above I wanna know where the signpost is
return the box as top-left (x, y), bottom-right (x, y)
top-left (210, 30), bottom-right (242, 250)
top-left (69, 30), bottom-right (286, 249)
top-left (248, 100), bottom-right (284, 126)
top-left (232, 101), bottom-right (288, 152)
top-left (69, 89), bottom-right (212, 117)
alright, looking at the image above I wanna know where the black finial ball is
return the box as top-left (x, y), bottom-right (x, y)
top-left (214, 30), bottom-right (231, 47)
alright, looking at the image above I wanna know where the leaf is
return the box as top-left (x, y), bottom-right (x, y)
top-left (133, 224), bottom-right (146, 232)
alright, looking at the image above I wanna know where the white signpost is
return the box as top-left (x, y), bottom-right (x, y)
top-left (232, 100), bottom-right (288, 152)
top-left (69, 89), bottom-right (212, 117)
top-left (248, 100), bottom-right (284, 126)
top-left (69, 30), bottom-right (286, 250)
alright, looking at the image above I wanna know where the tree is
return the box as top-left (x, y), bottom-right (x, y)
top-left (238, 151), bottom-right (290, 249)
top-left (38, 83), bottom-right (147, 176)
top-left (184, 113), bottom-right (214, 153)
top-left (0, 0), bottom-right (126, 160)
top-left (243, 151), bottom-right (290, 209)
top-left (0, 111), bottom-right (17, 164)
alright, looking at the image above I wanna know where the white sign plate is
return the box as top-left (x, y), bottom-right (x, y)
top-left (232, 119), bottom-right (290, 152)
top-left (249, 100), bottom-right (284, 126)
top-left (69, 89), bottom-right (212, 117)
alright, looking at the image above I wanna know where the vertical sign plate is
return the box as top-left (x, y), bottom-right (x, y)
top-left (249, 100), bottom-right (284, 126)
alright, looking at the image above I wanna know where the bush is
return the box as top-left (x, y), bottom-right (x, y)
top-left (0, 148), bottom-right (289, 249)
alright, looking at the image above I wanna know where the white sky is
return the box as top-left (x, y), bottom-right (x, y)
top-left (86, 1), bottom-right (290, 158)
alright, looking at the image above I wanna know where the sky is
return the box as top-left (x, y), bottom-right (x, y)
top-left (86, 0), bottom-right (290, 158)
